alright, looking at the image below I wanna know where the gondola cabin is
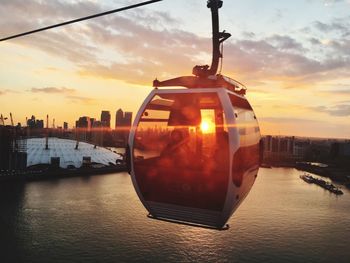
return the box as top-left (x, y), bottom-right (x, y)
top-left (0, 0), bottom-right (262, 230)
top-left (128, 75), bottom-right (261, 229)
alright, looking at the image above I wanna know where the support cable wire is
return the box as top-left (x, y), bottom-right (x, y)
top-left (0, 0), bottom-right (163, 42)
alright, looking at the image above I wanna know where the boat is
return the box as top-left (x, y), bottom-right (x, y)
top-left (300, 174), bottom-right (314, 184)
top-left (300, 174), bottom-right (344, 195)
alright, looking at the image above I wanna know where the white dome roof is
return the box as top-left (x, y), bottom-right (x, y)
top-left (26, 138), bottom-right (121, 169)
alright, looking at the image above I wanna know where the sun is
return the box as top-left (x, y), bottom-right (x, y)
top-left (200, 119), bottom-right (215, 134)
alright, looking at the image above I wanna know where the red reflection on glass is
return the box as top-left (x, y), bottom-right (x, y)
top-left (134, 93), bottom-right (229, 211)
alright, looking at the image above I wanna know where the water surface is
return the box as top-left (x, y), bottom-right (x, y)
top-left (0, 168), bottom-right (349, 262)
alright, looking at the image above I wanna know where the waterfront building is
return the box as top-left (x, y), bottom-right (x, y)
top-left (262, 136), bottom-right (302, 163)
top-left (101, 111), bottom-right (111, 129)
top-left (75, 116), bottom-right (92, 142)
top-left (124, 112), bottom-right (132, 127)
top-left (115, 109), bottom-right (133, 146)
top-left (293, 141), bottom-right (308, 159)
top-left (264, 135), bottom-right (272, 152)
top-left (0, 126), bottom-right (12, 170)
top-left (0, 126), bottom-right (27, 170)
top-left (115, 109), bottom-right (132, 129)
top-left (329, 141), bottom-right (350, 166)
top-left (336, 142), bottom-right (350, 157)
top-left (91, 120), bottom-right (103, 146)
top-left (115, 109), bottom-right (124, 129)
top-left (27, 115), bottom-right (44, 129)
top-left (75, 116), bottom-right (91, 130)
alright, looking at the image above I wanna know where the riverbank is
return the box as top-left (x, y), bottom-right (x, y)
top-left (0, 164), bottom-right (127, 182)
top-left (261, 161), bottom-right (350, 187)
top-left (295, 162), bottom-right (349, 183)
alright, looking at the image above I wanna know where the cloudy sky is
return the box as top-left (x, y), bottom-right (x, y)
top-left (0, 0), bottom-right (349, 138)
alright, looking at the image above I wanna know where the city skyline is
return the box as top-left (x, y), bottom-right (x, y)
top-left (0, 0), bottom-right (350, 139)
top-left (15, 109), bottom-right (134, 130)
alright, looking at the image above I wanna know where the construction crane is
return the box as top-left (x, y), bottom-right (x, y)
top-left (10, 112), bottom-right (14, 126)
top-left (45, 114), bottom-right (49, 150)
top-left (0, 114), bottom-right (4, 126)
top-left (10, 113), bottom-right (19, 151)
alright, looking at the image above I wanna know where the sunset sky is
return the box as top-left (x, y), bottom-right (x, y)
top-left (0, 0), bottom-right (349, 139)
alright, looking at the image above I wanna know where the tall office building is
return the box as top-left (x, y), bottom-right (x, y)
top-left (115, 109), bottom-right (132, 130)
top-left (115, 109), bottom-right (124, 129)
top-left (75, 116), bottom-right (91, 130)
top-left (91, 120), bottom-right (103, 146)
top-left (124, 112), bottom-right (132, 127)
top-left (75, 116), bottom-right (92, 142)
top-left (115, 109), bottom-right (133, 145)
top-left (27, 115), bottom-right (44, 129)
top-left (101, 111), bottom-right (111, 129)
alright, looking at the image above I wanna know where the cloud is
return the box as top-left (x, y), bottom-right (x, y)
top-left (323, 0), bottom-right (346, 7)
top-left (0, 89), bottom-right (18, 95)
top-left (260, 117), bottom-right (325, 124)
top-left (309, 37), bottom-right (322, 45)
top-left (80, 26), bottom-right (349, 87)
top-left (0, 2), bottom-right (97, 63)
top-left (319, 84), bottom-right (350, 96)
top-left (30, 87), bottom-right (75, 94)
top-left (28, 87), bottom-right (96, 105)
top-left (66, 95), bottom-right (98, 105)
top-left (310, 104), bottom-right (350, 116)
top-left (327, 39), bottom-right (350, 56)
top-left (242, 31), bottom-right (256, 38)
top-left (0, 0), bottom-right (179, 64)
top-left (267, 35), bottom-right (306, 52)
top-left (224, 38), bottom-right (350, 86)
top-left (1, 0), bottom-right (191, 86)
top-left (322, 89), bottom-right (350, 95)
top-left (1, 0), bottom-right (350, 90)
top-left (313, 17), bottom-right (350, 37)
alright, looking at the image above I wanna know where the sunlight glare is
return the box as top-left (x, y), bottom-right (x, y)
top-left (200, 119), bottom-right (215, 134)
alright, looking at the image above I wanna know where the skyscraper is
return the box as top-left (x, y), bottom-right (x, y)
top-left (75, 116), bottom-right (91, 130)
top-left (101, 111), bottom-right (111, 129)
top-left (27, 115), bottom-right (44, 129)
top-left (115, 109), bottom-right (132, 130)
top-left (115, 109), bottom-right (133, 145)
top-left (75, 116), bottom-right (92, 142)
top-left (115, 109), bottom-right (124, 129)
top-left (124, 112), bottom-right (132, 127)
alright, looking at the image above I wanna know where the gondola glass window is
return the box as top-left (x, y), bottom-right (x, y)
top-left (134, 92), bottom-right (229, 211)
top-left (229, 94), bottom-right (260, 187)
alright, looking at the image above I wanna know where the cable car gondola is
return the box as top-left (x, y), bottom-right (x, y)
top-left (1, 0), bottom-right (261, 230)
top-left (127, 0), bottom-right (261, 229)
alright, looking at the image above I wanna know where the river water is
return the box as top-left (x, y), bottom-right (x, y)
top-left (0, 168), bottom-right (349, 263)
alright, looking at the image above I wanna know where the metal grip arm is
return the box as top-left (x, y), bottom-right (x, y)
top-left (193, 0), bottom-right (231, 77)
